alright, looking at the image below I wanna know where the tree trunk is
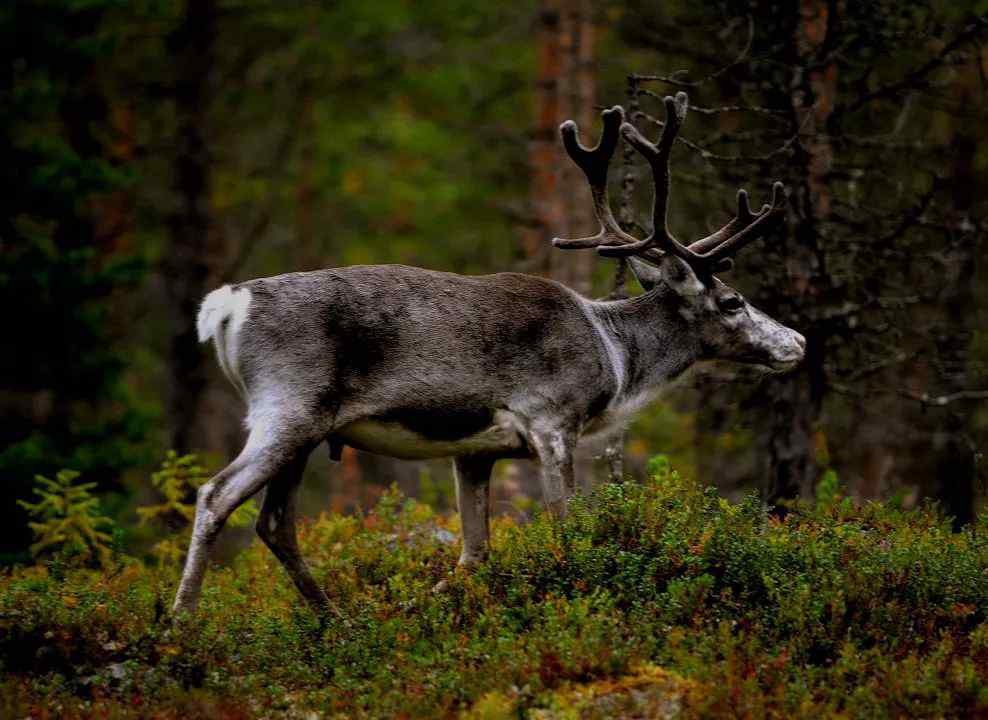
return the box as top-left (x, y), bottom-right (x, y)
top-left (767, 0), bottom-right (836, 506)
top-left (296, 91), bottom-right (317, 269)
top-left (932, 60), bottom-right (979, 527)
top-left (525, 0), bottom-right (596, 296)
top-left (517, 0), bottom-right (599, 493)
top-left (522, 0), bottom-right (562, 275)
top-left (94, 102), bottom-right (135, 254)
top-left (164, 0), bottom-right (221, 455)
top-left (549, 0), bottom-right (596, 296)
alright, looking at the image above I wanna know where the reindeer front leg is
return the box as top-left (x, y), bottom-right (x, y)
top-left (529, 425), bottom-right (577, 519)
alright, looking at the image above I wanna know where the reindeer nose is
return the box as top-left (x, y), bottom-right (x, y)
top-left (789, 331), bottom-right (807, 363)
top-left (770, 331), bottom-right (806, 373)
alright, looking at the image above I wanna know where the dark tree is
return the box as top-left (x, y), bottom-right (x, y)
top-left (162, 0), bottom-right (221, 455)
top-left (0, 0), bottom-right (151, 560)
top-left (613, 1), bottom-right (988, 517)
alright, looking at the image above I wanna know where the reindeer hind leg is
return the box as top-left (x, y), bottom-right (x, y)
top-left (454, 454), bottom-right (495, 568)
top-left (172, 419), bottom-right (319, 616)
top-left (256, 452), bottom-right (333, 615)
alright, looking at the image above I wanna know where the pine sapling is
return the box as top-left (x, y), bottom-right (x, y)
top-left (17, 469), bottom-right (115, 567)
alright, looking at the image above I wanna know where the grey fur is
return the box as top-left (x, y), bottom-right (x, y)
top-left (173, 256), bottom-right (804, 616)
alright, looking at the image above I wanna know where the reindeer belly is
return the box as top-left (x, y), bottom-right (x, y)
top-left (337, 410), bottom-right (527, 460)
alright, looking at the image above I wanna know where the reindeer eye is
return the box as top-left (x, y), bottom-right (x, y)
top-left (718, 296), bottom-right (745, 313)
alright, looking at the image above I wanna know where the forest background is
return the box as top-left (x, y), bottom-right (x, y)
top-left (3, 0), bottom-right (988, 565)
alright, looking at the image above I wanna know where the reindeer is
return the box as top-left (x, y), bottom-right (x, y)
top-left (173, 92), bottom-right (805, 617)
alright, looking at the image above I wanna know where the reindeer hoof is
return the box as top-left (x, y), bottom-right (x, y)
top-left (432, 556), bottom-right (486, 594)
top-left (169, 605), bottom-right (197, 625)
top-left (432, 575), bottom-right (453, 594)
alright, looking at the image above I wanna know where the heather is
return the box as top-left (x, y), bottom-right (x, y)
top-left (3, 461), bottom-right (987, 718)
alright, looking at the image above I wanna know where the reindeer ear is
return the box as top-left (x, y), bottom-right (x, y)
top-left (628, 257), bottom-right (663, 291)
top-left (660, 256), bottom-right (705, 297)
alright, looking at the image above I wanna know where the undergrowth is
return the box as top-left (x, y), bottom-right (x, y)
top-left (2, 462), bottom-right (988, 718)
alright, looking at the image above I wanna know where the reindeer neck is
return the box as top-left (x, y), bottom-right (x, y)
top-left (587, 287), bottom-right (699, 403)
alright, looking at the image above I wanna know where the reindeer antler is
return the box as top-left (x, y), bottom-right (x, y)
top-left (686, 182), bottom-right (786, 263)
top-left (596, 92), bottom-right (688, 260)
top-left (551, 107), bottom-right (666, 265)
top-left (551, 106), bottom-right (636, 251)
top-left (553, 91), bottom-right (787, 274)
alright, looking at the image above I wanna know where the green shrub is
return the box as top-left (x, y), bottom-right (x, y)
top-left (2, 460), bottom-right (988, 718)
top-left (16, 469), bottom-right (115, 567)
top-left (137, 451), bottom-right (257, 565)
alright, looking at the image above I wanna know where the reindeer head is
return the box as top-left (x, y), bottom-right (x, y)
top-left (553, 92), bottom-right (805, 373)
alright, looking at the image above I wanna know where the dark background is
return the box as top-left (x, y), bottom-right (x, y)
top-left (3, 0), bottom-right (987, 562)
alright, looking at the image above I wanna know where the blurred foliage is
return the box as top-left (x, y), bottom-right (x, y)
top-left (0, 0), bottom-right (155, 561)
top-left (137, 451), bottom-right (257, 566)
top-left (16, 469), bottom-right (115, 568)
top-left (3, 462), bottom-right (988, 717)
top-left (1, 0), bottom-right (535, 559)
top-left (178, 0), bottom-right (535, 276)
top-left (2, 0), bottom-right (986, 594)
top-left (814, 468), bottom-right (845, 512)
top-left (601, 0), bottom-right (988, 509)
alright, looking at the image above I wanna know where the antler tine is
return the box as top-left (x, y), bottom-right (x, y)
top-left (688, 189), bottom-right (758, 255)
top-left (699, 181), bottom-right (787, 263)
top-left (552, 105), bottom-right (638, 251)
top-left (599, 92), bottom-right (690, 260)
top-left (552, 94), bottom-right (784, 274)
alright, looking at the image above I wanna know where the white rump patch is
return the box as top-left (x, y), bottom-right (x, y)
top-left (197, 285), bottom-right (252, 398)
top-left (197, 285), bottom-right (251, 342)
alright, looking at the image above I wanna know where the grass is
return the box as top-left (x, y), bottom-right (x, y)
top-left (2, 461), bottom-right (988, 718)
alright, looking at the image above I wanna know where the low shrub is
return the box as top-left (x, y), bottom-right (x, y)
top-left (138, 452), bottom-right (258, 566)
top-left (16, 469), bottom-right (116, 567)
top-left (2, 463), bottom-right (987, 718)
